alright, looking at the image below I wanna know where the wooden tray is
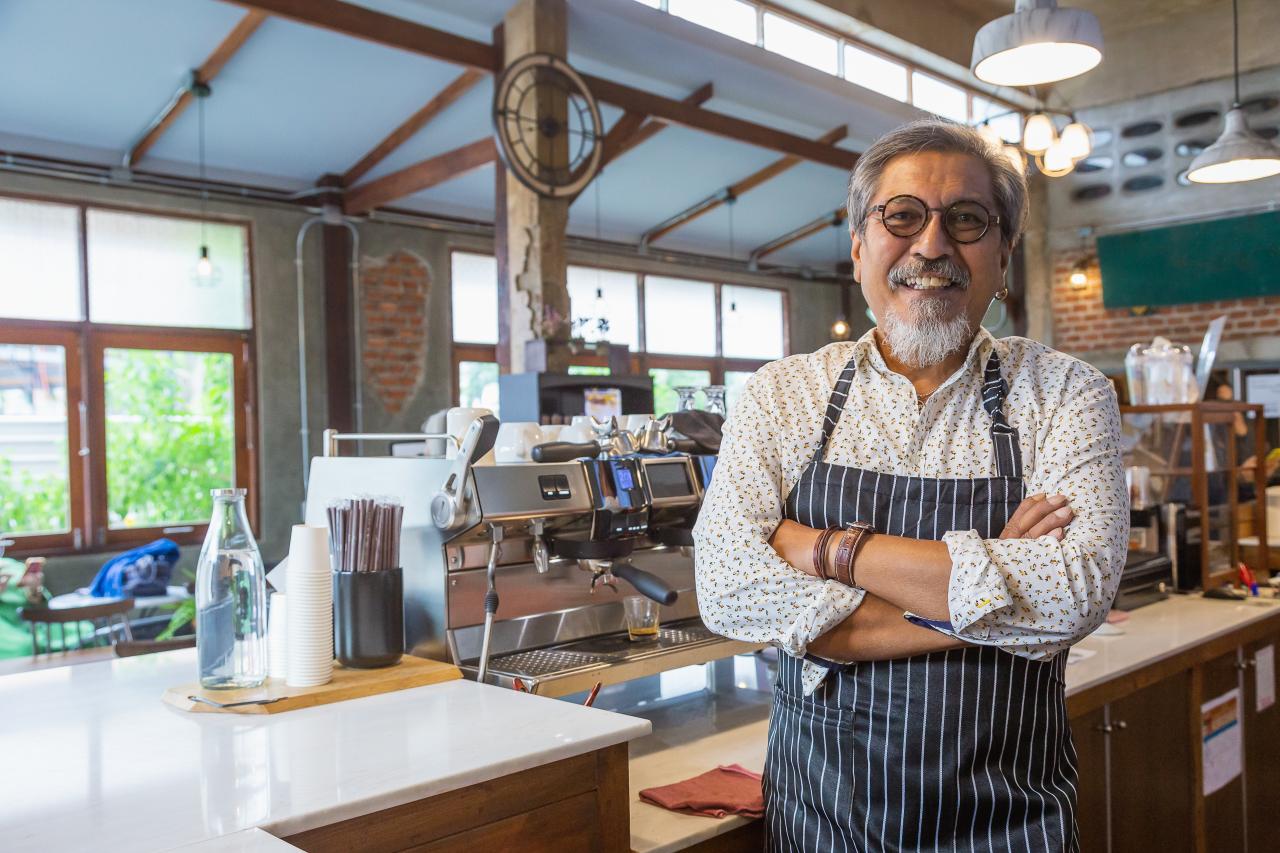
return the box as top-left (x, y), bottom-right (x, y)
top-left (162, 656), bottom-right (462, 715)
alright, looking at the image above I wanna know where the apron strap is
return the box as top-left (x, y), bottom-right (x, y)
top-left (982, 350), bottom-right (1022, 478)
top-left (812, 347), bottom-right (1022, 478)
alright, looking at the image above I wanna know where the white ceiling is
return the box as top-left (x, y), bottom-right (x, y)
top-left (0, 0), bottom-right (931, 268)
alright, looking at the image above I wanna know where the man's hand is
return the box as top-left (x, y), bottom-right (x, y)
top-left (998, 493), bottom-right (1074, 541)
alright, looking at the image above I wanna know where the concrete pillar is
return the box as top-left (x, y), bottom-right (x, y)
top-left (1022, 173), bottom-right (1054, 345)
top-left (497, 0), bottom-right (572, 374)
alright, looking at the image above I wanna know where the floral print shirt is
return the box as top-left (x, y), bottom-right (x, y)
top-left (693, 326), bottom-right (1128, 694)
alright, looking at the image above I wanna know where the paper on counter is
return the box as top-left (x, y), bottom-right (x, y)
top-left (1201, 688), bottom-right (1242, 796)
top-left (1257, 645), bottom-right (1275, 713)
top-left (1067, 647), bottom-right (1097, 665)
top-left (266, 556), bottom-right (288, 594)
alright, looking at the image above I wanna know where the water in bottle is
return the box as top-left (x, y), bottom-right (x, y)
top-left (196, 488), bottom-right (267, 689)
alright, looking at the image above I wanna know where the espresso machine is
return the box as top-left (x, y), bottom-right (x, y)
top-left (304, 416), bottom-right (756, 697)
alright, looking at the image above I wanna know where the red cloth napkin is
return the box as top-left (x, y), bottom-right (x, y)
top-left (639, 764), bottom-right (765, 819)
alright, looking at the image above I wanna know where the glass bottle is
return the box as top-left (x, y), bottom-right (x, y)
top-left (196, 488), bottom-right (267, 689)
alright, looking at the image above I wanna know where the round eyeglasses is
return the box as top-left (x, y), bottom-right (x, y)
top-left (867, 194), bottom-right (1000, 244)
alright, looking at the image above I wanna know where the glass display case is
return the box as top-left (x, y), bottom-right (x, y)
top-left (1120, 401), bottom-right (1269, 591)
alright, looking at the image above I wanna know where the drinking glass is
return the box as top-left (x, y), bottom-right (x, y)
top-left (623, 595), bottom-right (660, 642)
top-left (674, 386), bottom-right (700, 412)
top-left (702, 385), bottom-right (727, 417)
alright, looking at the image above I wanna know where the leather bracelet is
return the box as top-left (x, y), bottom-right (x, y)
top-left (812, 527), bottom-right (839, 580)
top-left (834, 522), bottom-right (874, 587)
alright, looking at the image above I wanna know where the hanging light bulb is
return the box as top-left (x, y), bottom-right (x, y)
top-left (1069, 257), bottom-right (1088, 289)
top-left (1022, 112), bottom-right (1057, 155)
top-left (1039, 140), bottom-right (1076, 176)
top-left (831, 317), bottom-right (851, 340)
top-left (1188, 0), bottom-right (1280, 184)
top-left (971, 0), bottom-right (1103, 87)
top-left (977, 122), bottom-right (1005, 150)
top-left (190, 77), bottom-right (219, 288)
top-left (196, 245), bottom-right (214, 279)
top-left (1060, 120), bottom-right (1093, 160)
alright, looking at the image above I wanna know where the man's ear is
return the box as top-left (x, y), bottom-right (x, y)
top-left (850, 227), bottom-right (863, 282)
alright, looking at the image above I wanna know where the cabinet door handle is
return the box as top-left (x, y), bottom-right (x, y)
top-left (1236, 659), bottom-right (1257, 671)
top-left (1093, 720), bottom-right (1127, 734)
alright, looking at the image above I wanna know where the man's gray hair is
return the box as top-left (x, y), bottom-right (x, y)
top-left (846, 118), bottom-right (1028, 248)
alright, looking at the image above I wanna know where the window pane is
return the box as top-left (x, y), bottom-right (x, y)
top-left (763, 12), bottom-right (838, 74)
top-left (451, 253), bottom-right (498, 344)
top-left (568, 365), bottom-right (611, 376)
top-left (725, 370), bottom-right (755, 416)
top-left (649, 368), bottom-right (712, 417)
top-left (104, 348), bottom-right (235, 528)
top-left (643, 276), bottom-right (716, 356)
top-left (458, 361), bottom-right (499, 413)
top-left (632, 0), bottom-right (661, 6)
top-left (568, 266), bottom-right (639, 348)
top-left (972, 96), bottom-right (1022, 143)
top-left (722, 285), bottom-right (784, 359)
top-left (0, 198), bottom-right (82, 321)
top-left (0, 344), bottom-right (70, 535)
top-left (911, 72), bottom-right (968, 122)
top-left (842, 44), bottom-right (907, 102)
top-left (668, 0), bottom-right (757, 43)
top-left (86, 210), bottom-right (250, 329)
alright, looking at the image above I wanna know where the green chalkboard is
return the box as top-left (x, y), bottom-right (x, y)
top-left (1097, 210), bottom-right (1280, 308)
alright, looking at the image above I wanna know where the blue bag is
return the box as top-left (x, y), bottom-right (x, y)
top-left (88, 539), bottom-right (180, 598)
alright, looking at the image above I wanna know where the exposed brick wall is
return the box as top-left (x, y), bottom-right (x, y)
top-left (1051, 247), bottom-right (1280, 357)
top-left (361, 249), bottom-right (429, 415)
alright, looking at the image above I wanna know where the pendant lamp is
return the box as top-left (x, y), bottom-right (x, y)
top-left (1187, 0), bottom-right (1280, 184)
top-left (972, 0), bottom-right (1103, 88)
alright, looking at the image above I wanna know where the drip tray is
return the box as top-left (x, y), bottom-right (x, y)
top-left (464, 619), bottom-right (761, 697)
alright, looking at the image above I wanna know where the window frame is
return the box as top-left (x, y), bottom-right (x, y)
top-left (0, 191), bottom-right (259, 557)
top-left (447, 249), bottom-right (789, 409)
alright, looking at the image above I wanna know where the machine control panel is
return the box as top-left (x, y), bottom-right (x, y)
top-left (538, 474), bottom-right (572, 501)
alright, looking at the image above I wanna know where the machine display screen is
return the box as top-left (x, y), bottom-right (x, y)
top-left (646, 461), bottom-right (693, 498)
top-left (612, 464), bottom-right (635, 491)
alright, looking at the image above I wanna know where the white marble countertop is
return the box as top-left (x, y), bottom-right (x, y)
top-left (0, 649), bottom-right (650, 853)
top-left (1066, 592), bottom-right (1280, 696)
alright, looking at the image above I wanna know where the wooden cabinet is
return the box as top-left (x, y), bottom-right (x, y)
top-left (1070, 672), bottom-right (1196, 853)
top-left (1243, 632), bottom-right (1280, 853)
top-left (283, 744), bottom-right (630, 853)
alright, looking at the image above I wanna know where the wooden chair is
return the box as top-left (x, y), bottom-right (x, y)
top-left (19, 597), bottom-right (134, 661)
top-left (113, 637), bottom-right (195, 658)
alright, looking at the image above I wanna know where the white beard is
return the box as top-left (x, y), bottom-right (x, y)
top-left (878, 296), bottom-right (975, 368)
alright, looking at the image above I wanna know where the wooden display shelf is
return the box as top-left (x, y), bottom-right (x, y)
top-left (163, 656), bottom-right (462, 715)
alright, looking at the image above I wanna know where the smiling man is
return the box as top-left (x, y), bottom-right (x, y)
top-left (693, 119), bottom-right (1127, 852)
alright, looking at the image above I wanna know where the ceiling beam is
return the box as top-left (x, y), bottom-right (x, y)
top-left (227, 0), bottom-right (854, 171)
top-left (125, 10), bottom-right (267, 166)
top-left (582, 74), bottom-right (857, 171)
top-left (341, 68), bottom-right (485, 187)
top-left (343, 137), bottom-right (497, 215)
top-left (748, 207), bottom-right (847, 269)
top-left (642, 124), bottom-right (847, 246)
top-left (601, 82), bottom-right (714, 169)
top-left (227, 0), bottom-right (496, 70)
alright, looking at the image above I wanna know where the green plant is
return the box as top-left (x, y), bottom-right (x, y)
top-left (0, 455), bottom-right (69, 535)
top-left (156, 598), bottom-right (195, 641)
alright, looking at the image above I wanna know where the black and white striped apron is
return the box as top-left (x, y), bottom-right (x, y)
top-left (765, 351), bottom-right (1078, 853)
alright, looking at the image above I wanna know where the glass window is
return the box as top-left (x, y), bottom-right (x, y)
top-left (458, 360), bottom-right (500, 412)
top-left (722, 285), bottom-right (784, 360)
top-left (842, 44), bottom-right (908, 102)
top-left (971, 96), bottom-right (1022, 143)
top-left (649, 368), bottom-right (712, 417)
top-left (668, 0), bottom-right (758, 44)
top-left (0, 198), bottom-right (82, 322)
top-left (0, 344), bottom-right (71, 535)
top-left (725, 369), bottom-right (754, 416)
top-left (643, 276), bottom-right (716, 356)
top-left (567, 266), bottom-right (639, 348)
top-left (762, 12), bottom-right (838, 75)
top-left (911, 72), bottom-right (968, 123)
top-left (632, 0), bottom-right (661, 6)
top-left (103, 348), bottom-right (236, 529)
top-left (451, 253), bottom-right (499, 344)
top-left (568, 365), bottom-right (611, 376)
top-left (86, 210), bottom-right (250, 330)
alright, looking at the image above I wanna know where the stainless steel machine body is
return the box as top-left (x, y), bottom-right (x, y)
top-left (304, 432), bottom-right (758, 697)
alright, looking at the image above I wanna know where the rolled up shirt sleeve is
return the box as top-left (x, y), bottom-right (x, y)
top-left (693, 372), bottom-right (864, 659)
top-left (944, 368), bottom-right (1128, 658)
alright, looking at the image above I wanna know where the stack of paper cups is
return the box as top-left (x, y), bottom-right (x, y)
top-left (286, 524), bottom-right (333, 687)
top-left (267, 592), bottom-right (288, 680)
